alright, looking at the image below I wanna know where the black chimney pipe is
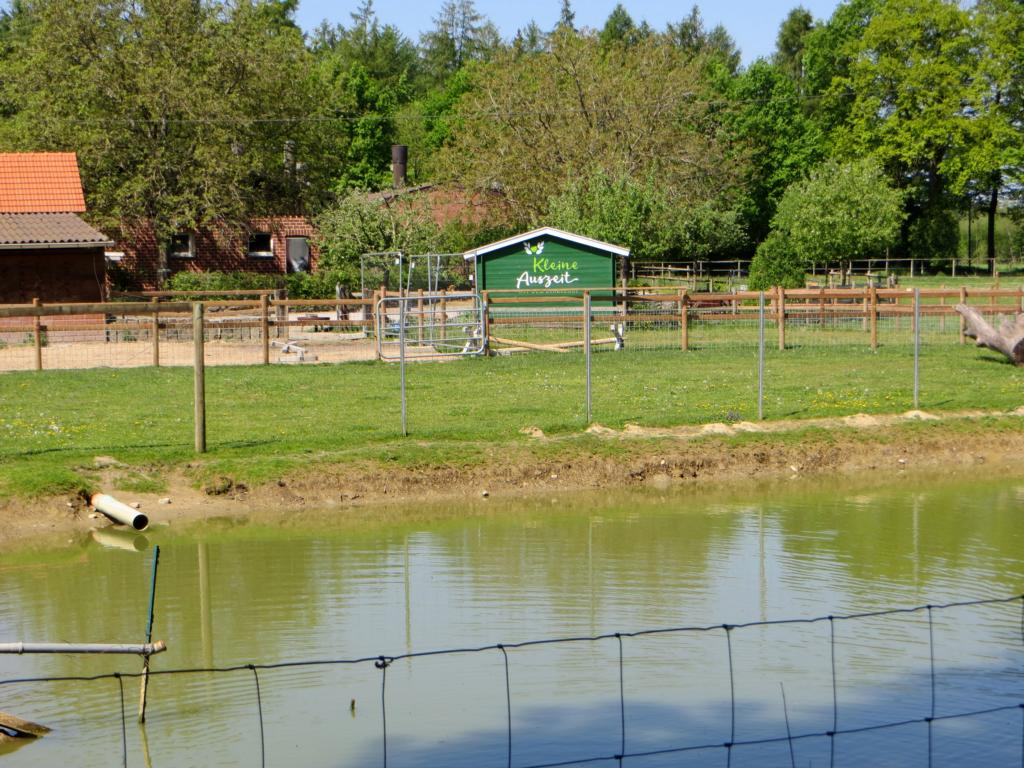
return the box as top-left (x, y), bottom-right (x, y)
top-left (391, 144), bottom-right (408, 189)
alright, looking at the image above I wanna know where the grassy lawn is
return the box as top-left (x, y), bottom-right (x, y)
top-left (0, 341), bottom-right (1021, 498)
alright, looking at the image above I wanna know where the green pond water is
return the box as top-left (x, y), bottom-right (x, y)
top-left (0, 472), bottom-right (1022, 767)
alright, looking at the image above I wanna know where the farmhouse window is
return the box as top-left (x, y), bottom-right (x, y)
top-left (247, 232), bottom-right (273, 258)
top-left (168, 233), bottom-right (194, 259)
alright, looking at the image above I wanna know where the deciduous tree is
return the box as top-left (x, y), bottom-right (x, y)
top-left (440, 30), bottom-right (743, 226)
top-left (749, 158), bottom-right (904, 288)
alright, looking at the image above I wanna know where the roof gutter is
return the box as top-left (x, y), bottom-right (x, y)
top-left (0, 240), bottom-right (114, 250)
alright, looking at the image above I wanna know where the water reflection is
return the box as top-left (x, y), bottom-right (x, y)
top-left (0, 473), bottom-right (1021, 766)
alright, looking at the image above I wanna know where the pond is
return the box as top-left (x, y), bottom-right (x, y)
top-left (0, 473), bottom-right (1022, 766)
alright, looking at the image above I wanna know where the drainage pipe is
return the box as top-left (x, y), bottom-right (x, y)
top-left (0, 641), bottom-right (166, 655)
top-left (91, 493), bottom-right (148, 531)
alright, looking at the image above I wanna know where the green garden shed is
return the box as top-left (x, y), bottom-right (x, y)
top-left (464, 227), bottom-right (629, 294)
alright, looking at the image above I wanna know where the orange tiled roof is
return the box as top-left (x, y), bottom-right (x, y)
top-left (0, 153), bottom-right (87, 213)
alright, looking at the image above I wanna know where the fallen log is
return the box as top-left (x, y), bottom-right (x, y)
top-left (954, 304), bottom-right (1024, 365)
top-left (488, 335), bottom-right (569, 353)
top-left (551, 337), bottom-right (618, 350)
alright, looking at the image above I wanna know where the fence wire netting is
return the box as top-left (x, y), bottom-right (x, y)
top-left (1, 596), bottom-right (1021, 767)
top-left (1, 286), bottom-right (1023, 442)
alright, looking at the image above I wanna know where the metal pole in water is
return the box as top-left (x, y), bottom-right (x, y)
top-left (758, 291), bottom-right (765, 420)
top-left (139, 545), bottom-right (161, 723)
top-left (584, 291), bottom-right (592, 423)
top-left (400, 297), bottom-right (407, 436)
top-left (193, 302), bottom-right (206, 453)
top-left (913, 287), bottom-right (920, 409)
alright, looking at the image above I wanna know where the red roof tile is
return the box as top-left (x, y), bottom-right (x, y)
top-left (0, 153), bottom-right (87, 213)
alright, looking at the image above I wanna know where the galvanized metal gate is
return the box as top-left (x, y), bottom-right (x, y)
top-left (375, 292), bottom-right (485, 361)
top-left (375, 292), bottom-right (486, 435)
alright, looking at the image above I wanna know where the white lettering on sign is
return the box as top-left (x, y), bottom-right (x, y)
top-left (515, 271), bottom-right (579, 289)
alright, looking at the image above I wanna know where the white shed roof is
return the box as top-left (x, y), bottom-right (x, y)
top-left (462, 227), bottom-right (630, 260)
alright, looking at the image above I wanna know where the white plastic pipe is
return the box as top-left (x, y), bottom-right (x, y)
top-left (91, 528), bottom-right (150, 552)
top-left (0, 641), bottom-right (166, 655)
top-left (91, 493), bottom-right (149, 531)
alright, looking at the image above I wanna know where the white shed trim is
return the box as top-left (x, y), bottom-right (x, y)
top-left (462, 227), bottom-right (630, 260)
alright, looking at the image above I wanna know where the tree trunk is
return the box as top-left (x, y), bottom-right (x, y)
top-left (988, 179), bottom-right (999, 276)
top-left (954, 304), bottom-right (1024, 365)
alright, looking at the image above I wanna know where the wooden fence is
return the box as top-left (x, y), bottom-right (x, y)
top-left (481, 285), bottom-right (1024, 352)
top-left (0, 286), bottom-right (1021, 371)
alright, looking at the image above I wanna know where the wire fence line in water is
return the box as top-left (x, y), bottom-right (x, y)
top-left (2, 594), bottom-right (1022, 767)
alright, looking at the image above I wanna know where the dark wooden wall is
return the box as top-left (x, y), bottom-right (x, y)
top-left (0, 248), bottom-right (106, 303)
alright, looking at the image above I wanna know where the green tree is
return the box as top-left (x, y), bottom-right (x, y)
top-left (556, 0), bottom-right (575, 32)
top-left (440, 30), bottom-right (743, 224)
top-left (599, 4), bottom-right (651, 48)
top-left (724, 60), bottom-right (824, 243)
top-left (957, 0), bottom-right (1024, 272)
top-left (548, 170), bottom-right (746, 261)
top-left (512, 21), bottom-right (546, 55)
top-left (801, 0), bottom-right (880, 126)
top-left (0, 0), bottom-right (317, 244)
top-left (419, 0), bottom-right (502, 85)
top-left (311, 1), bottom-right (420, 92)
top-left (831, 0), bottom-right (975, 260)
top-left (314, 190), bottom-right (445, 286)
top-left (774, 7), bottom-right (814, 86)
top-left (665, 5), bottom-right (740, 72)
top-left (749, 158), bottom-right (904, 289)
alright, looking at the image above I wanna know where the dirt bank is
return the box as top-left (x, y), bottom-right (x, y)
top-left (2, 408), bottom-right (1021, 552)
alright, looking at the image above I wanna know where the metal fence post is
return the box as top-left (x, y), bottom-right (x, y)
top-left (913, 287), bottom-right (920, 410)
top-left (400, 297), bottom-right (407, 437)
top-left (584, 291), bottom-right (592, 423)
top-left (193, 302), bottom-right (206, 453)
top-left (758, 291), bottom-right (765, 420)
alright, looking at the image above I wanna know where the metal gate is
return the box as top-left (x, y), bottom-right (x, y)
top-left (375, 292), bottom-right (486, 436)
top-left (375, 292), bottom-right (485, 361)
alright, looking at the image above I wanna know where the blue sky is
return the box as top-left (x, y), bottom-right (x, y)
top-left (294, 1), bottom-right (843, 64)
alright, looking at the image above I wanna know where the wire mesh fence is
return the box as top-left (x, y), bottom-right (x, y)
top-left (1, 595), bottom-right (1021, 767)
top-left (1, 286), bottom-right (1022, 445)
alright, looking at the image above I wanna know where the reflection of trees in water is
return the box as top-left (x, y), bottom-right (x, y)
top-left (410, 494), bottom-right (741, 629)
top-left (769, 480), bottom-right (1024, 596)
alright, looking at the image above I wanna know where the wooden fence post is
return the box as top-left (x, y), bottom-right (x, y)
top-left (151, 297), bottom-right (160, 367)
top-left (260, 293), bottom-right (270, 365)
top-left (959, 286), bottom-right (967, 345)
top-left (679, 288), bottom-right (689, 351)
top-left (870, 285), bottom-right (878, 350)
top-left (274, 288), bottom-right (286, 338)
top-left (193, 303), bottom-right (206, 454)
top-left (776, 286), bottom-right (786, 351)
top-left (32, 298), bottom-right (42, 371)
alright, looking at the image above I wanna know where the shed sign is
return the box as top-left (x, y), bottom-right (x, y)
top-left (516, 241), bottom-right (581, 289)
top-left (466, 227), bottom-right (627, 296)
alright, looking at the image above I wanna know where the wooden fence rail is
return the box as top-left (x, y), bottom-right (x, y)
top-left (1, 286), bottom-right (1022, 371)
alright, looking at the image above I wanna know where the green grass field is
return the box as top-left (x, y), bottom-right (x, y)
top-left (0, 339), bottom-right (1021, 498)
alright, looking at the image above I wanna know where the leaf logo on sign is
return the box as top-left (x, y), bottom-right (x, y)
top-left (523, 241), bottom-right (545, 255)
